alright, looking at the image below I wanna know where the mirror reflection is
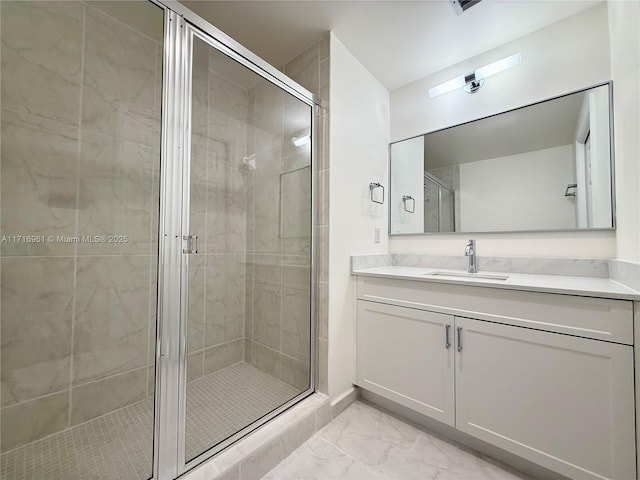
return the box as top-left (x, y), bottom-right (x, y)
top-left (389, 83), bottom-right (614, 235)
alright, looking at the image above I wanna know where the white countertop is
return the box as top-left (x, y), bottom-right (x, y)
top-left (352, 266), bottom-right (640, 301)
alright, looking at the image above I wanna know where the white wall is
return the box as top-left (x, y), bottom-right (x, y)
top-left (608, 0), bottom-right (640, 263)
top-left (389, 3), bottom-right (615, 258)
top-left (390, 136), bottom-right (424, 234)
top-left (459, 145), bottom-right (577, 232)
top-left (610, 4), bottom-right (640, 473)
top-left (328, 33), bottom-right (390, 399)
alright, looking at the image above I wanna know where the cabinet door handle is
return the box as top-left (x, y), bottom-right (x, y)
top-left (457, 326), bottom-right (463, 352)
top-left (445, 324), bottom-right (451, 349)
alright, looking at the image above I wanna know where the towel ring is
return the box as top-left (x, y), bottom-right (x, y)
top-left (369, 182), bottom-right (384, 204)
top-left (402, 195), bottom-right (415, 213)
top-left (564, 184), bottom-right (577, 197)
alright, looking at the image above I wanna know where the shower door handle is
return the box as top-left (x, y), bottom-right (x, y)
top-left (183, 235), bottom-right (199, 254)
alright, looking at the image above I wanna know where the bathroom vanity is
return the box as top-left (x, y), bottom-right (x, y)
top-left (353, 265), bottom-right (639, 480)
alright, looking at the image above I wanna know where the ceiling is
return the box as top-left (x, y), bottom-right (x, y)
top-left (181, 0), bottom-right (602, 91)
top-left (423, 87), bottom-right (591, 169)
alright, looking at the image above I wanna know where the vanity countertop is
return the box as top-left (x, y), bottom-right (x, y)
top-left (352, 265), bottom-right (640, 301)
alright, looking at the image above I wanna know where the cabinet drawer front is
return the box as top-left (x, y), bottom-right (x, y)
top-left (358, 277), bottom-right (633, 344)
top-left (356, 301), bottom-right (455, 426)
top-left (455, 317), bottom-right (635, 480)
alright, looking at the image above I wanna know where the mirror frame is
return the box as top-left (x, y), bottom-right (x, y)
top-left (388, 81), bottom-right (616, 236)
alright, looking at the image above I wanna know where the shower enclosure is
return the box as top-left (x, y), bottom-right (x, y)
top-left (423, 173), bottom-right (455, 233)
top-left (0, 1), bottom-right (316, 479)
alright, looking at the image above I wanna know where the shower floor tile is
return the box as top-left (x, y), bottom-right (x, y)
top-left (1, 362), bottom-right (302, 480)
top-left (185, 362), bottom-right (300, 461)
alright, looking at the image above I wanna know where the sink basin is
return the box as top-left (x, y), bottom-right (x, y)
top-left (424, 271), bottom-right (509, 281)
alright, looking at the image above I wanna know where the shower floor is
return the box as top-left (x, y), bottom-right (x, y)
top-left (1, 362), bottom-right (301, 480)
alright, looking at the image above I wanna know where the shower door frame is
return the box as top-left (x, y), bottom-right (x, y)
top-left (423, 172), bottom-right (455, 233)
top-left (152, 2), bottom-right (320, 479)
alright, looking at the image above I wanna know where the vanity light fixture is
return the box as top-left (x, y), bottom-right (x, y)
top-left (428, 52), bottom-right (521, 98)
top-left (450, 0), bottom-right (483, 16)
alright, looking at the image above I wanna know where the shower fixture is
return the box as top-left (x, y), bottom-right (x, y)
top-left (292, 134), bottom-right (311, 147)
top-left (242, 153), bottom-right (256, 170)
top-left (428, 53), bottom-right (521, 98)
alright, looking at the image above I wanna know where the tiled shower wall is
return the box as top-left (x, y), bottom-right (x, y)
top-left (188, 34), bottom-right (330, 393)
top-left (244, 35), bottom-right (330, 394)
top-left (185, 41), bottom-right (248, 384)
top-left (289, 35), bottom-right (330, 395)
top-left (0, 2), bottom-right (163, 452)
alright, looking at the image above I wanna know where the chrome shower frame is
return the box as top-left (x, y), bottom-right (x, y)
top-left (424, 172), bottom-right (455, 233)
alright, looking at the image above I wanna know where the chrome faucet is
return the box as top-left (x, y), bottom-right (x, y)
top-left (465, 239), bottom-right (477, 273)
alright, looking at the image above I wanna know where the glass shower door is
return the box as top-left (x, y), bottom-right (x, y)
top-left (0, 1), bottom-right (164, 479)
top-left (182, 30), bottom-right (314, 465)
top-left (424, 178), bottom-right (440, 232)
top-left (440, 187), bottom-right (456, 233)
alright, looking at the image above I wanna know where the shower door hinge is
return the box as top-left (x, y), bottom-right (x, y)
top-left (182, 234), bottom-right (199, 254)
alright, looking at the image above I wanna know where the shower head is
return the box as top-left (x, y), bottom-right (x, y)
top-left (242, 154), bottom-right (256, 170)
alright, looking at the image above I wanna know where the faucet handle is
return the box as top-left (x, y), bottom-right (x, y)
top-left (465, 239), bottom-right (475, 256)
top-left (465, 239), bottom-right (477, 273)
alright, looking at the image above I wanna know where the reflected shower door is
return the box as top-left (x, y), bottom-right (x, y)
top-left (424, 178), bottom-right (439, 232)
top-left (440, 187), bottom-right (455, 233)
top-left (0, 1), bottom-right (164, 479)
top-left (183, 32), bottom-right (313, 464)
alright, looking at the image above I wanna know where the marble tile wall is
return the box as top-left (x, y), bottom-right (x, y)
top-left (350, 255), bottom-right (393, 271)
top-left (244, 35), bottom-right (329, 394)
top-left (315, 37), bottom-right (330, 395)
top-left (350, 254), bottom-right (611, 279)
top-left (391, 254), bottom-right (610, 277)
top-left (186, 40), bottom-right (248, 384)
top-left (0, 1), bottom-right (163, 452)
top-left (610, 259), bottom-right (640, 291)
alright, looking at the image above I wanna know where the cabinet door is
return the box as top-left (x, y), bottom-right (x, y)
top-left (357, 300), bottom-right (454, 425)
top-left (455, 316), bottom-right (635, 480)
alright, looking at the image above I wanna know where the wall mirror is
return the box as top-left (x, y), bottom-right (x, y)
top-left (389, 82), bottom-right (615, 235)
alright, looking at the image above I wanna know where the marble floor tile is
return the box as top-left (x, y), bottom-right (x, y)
top-left (261, 436), bottom-right (381, 480)
top-left (318, 401), bottom-right (422, 472)
top-left (262, 401), bottom-right (529, 480)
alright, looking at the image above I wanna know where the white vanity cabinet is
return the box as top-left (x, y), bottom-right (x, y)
top-left (357, 301), bottom-right (455, 425)
top-left (355, 276), bottom-right (636, 480)
top-left (454, 316), bottom-right (635, 480)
